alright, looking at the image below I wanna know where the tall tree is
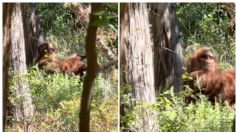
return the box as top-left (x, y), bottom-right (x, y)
top-left (3, 3), bottom-right (13, 130)
top-left (6, 3), bottom-right (35, 131)
top-left (3, 3), bottom-right (43, 131)
top-left (21, 4), bottom-right (44, 65)
top-left (79, 3), bottom-right (101, 132)
top-left (121, 3), bottom-right (157, 131)
top-left (149, 3), bottom-right (183, 93)
top-left (120, 3), bottom-right (183, 131)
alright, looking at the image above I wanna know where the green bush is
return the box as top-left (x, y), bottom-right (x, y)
top-left (26, 67), bottom-right (82, 110)
top-left (8, 67), bottom-right (118, 131)
top-left (157, 89), bottom-right (234, 132)
top-left (121, 88), bottom-right (234, 132)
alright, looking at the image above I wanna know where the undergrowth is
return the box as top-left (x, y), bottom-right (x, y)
top-left (8, 67), bottom-right (118, 131)
top-left (121, 87), bottom-right (234, 132)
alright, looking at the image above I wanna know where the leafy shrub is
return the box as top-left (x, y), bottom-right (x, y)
top-left (121, 88), bottom-right (234, 132)
top-left (26, 67), bottom-right (82, 111)
top-left (8, 67), bottom-right (118, 131)
top-left (157, 89), bottom-right (234, 132)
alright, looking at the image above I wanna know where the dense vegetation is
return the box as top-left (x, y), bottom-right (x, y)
top-left (8, 3), bottom-right (118, 131)
top-left (121, 86), bottom-right (234, 131)
top-left (176, 3), bottom-right (235, 66)
top-left (121, 3), bottom-right (235, 131)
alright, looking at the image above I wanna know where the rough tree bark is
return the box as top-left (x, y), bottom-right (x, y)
top-left (120, 3), bottom-right (183, 131)
top-left (3, 3), bottom-right (42, 131)
top-left (123, 3), bottom-right (157, 131)
top-left (120, 3), bottom-right (127, 84)
top-left (120, 3), bottom-right (129, 130)
top-left (21, 3), bottom-right (44, 65)
top-left (79, 3), bottom-right (101, 132)
top-left (3, 3), bottom-right (13, 131)
top-left (149, 3), bottom-right (183, 93)
top-left (9, 3), bottom-right (35, 131)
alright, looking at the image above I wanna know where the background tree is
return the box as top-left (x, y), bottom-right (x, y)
top-left (21, 4), bottom-right (44, 65)
top-left (3, 3), bottom-right (13, 130)
top-left (149, 3), bottom-right (183, 93)
top-left (3, 3), bottom-right (44, 131)
top-left (121, 3), bottom-right (183, 131)
top-left (121, 3), bottom-right (158, 131)
top-left (7, 3), bottom-right (35, 131)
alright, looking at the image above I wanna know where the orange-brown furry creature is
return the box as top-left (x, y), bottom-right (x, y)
top-left (186, 47), bottom-right (235, 105)
top-left (36, 42), bottom-right (86, 77)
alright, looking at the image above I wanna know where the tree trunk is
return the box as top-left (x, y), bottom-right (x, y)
top-left (10, 3), bottom-right (35, 131)
top-left (149, 3), bottom-right (183, 93)
top-left (120, 3), bottom-right (128, 84)
top-left (124, 3), bottom-right (157, 131)
top-left (3, 3), bottom-right (13, 130)
top-left (222, 3), bottom-right (235, 36)
top-left (120, 3), bottom-right (129, 130)
top-left (21, 3), bottom-right (44, 66)
top-left (79, 3), bottom-right (101, 132)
